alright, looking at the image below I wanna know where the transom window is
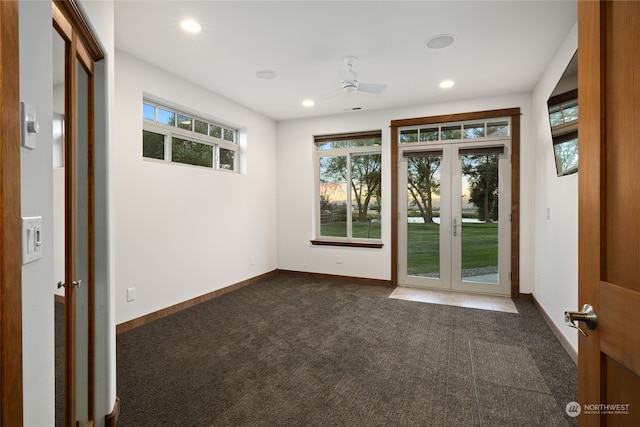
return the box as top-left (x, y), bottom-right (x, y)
top-left (548, 99), bottom-right (578, 127)
top-left (399, 119), bottom-right (510, 144)
top-left (313, 131), bottom-right (382, 246)
top-left (142, 100), bottom-right (239, 172)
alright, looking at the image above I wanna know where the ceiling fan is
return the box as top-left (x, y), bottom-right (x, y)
top-left (340, 56), bottom-right (387, 95)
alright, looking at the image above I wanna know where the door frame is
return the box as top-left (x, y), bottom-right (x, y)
top-left (0, 0), bottom-right (24, 424)
top-left (390, 108), bottom-right (521, 298)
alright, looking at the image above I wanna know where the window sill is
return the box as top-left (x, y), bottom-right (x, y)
top-left (310, 240), bottom-right (384, 249)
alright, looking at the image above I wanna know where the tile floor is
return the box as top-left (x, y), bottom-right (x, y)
top-left (389, 286), bottom-right (518, 313)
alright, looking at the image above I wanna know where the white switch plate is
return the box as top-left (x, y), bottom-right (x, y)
top-left (126, 287), bottom-right (136, 302)
top-left (21, 216), bottom-right (43, 265)
top-left (21, 102), bottom-right (38, 150)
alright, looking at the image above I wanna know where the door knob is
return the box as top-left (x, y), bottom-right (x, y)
top-left (565, 304), bottom-right (597, 336)
top-left (57, 281), bottom-right (65, 289)
top-left (72, 280), bottom-right (82, 288)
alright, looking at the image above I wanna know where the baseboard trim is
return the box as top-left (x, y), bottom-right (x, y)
top-left (277, 269), bottom-right (393, 287)
top-left (116, 270), bottom-right (393, 333)
top-left (105, 396), bottom-right (120, 427)
top-left (532, 295), bottom-right (577, 365)
top-left (518, 292), bottom-right (533, 301)
top-left (116, 270), bottom-right (278, 334)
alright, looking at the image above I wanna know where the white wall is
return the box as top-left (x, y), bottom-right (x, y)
top-left (113, 51), bottom-right (278, 325)
top-left (19, 2), bottom-right (55, 423)
top-left (532, 23), bottom-right (579, 353)
top-left (19, 0), bottom-right (116, 424)
top-left (77, 0), bottom-right (117, 423)
top-left (276, 93), bottom-right (536, 292)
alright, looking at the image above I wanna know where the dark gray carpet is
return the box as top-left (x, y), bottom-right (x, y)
top-left (115, 274), bottom-right (577, 426)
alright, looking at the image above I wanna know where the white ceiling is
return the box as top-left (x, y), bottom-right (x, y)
top-left (114, 0), bottom-right (577, 121)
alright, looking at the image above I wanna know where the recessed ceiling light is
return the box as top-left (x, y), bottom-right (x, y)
top-left (256, 70), bottom-right (277, 80)
top-left (426, 34), bottom-right (456, 50)
top-left (439, 80), bottom-right (455, 89)
top-left (302, 99), bottom-right (315, 108)
top-left (180, 19), bottom-right (202, 33)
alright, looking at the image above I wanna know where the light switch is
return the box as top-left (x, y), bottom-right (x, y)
top-left (21, 102), bottom-right (39, 150)
top-left (22, 216), bottom-right (43, 264)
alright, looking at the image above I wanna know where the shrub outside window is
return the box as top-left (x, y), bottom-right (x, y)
top-left (142, 100), bottom-right (239, 172)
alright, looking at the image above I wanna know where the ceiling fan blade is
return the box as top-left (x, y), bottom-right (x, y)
top-left (357, 83), bottom-right (387, 94)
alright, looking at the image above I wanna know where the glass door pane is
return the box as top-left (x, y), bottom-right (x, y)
top-left (459, 153), bottom-right (500, 285)
top-left (74, 58), bottom-right (90, 427)
top-left (406, 153), bottom-right (443, 278)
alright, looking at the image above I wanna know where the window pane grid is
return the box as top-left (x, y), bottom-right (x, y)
top-left (142, 100), bottom-right (239, 172)
top-left (142, 100), bottom-right (238, 144)
top-left (315, 132), bottom-right (382, 242)
top-left (399, 119), bottom-right (511, 143)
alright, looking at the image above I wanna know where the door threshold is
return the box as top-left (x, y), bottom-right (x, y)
top-left (389, 286), bottom-right (518, 314)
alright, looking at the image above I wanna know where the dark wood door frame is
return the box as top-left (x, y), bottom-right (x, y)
top-left (390, 108), bottom-right (521, 298)
top-left (0, 0), bottom-right (24, 425)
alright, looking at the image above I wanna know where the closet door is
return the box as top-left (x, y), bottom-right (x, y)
top-left (69, 47), bottom-right (94, 427)
top-left (53, 2), bottom-right (102, 425)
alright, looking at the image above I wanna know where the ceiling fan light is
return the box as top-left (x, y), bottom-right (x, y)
top-left (342, 80), bottom-right (359, 93)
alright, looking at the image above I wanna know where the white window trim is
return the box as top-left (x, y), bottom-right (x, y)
top-left (313, 139), bottom-right (383, 246)
top-left (142, 99), bottom-right (240, 172)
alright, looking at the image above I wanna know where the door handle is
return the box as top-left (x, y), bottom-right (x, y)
top-left (72, 279), bottom-right (82, 288)
top-left (565, 304), bottom-right (597, 336)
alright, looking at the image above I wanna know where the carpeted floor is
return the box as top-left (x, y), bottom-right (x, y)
top-left (114, 274), bottom-right (577, 426)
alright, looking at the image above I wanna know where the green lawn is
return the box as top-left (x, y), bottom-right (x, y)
top-left (321, 220), bottom-right (381, 239)
top-left (407, 222), bottom-right (441, 275)
top-left (320, 221), bottom-right (499, 275)
top-left (408, 222), bottom-right (498, 274)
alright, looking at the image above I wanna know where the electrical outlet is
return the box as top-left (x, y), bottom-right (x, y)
top-left (126, 287), bottom-right (136, 302)
top-left (250, 256), bottom-right (255, 266)
top-left (336, 255), bottom-right (342, 264)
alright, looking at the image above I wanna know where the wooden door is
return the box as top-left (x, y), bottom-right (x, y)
top-left (578, 0), bottom-right (640, 425)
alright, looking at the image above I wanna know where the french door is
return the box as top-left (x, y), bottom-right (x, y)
top-left (398, 141), bottom-right (511, 295)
